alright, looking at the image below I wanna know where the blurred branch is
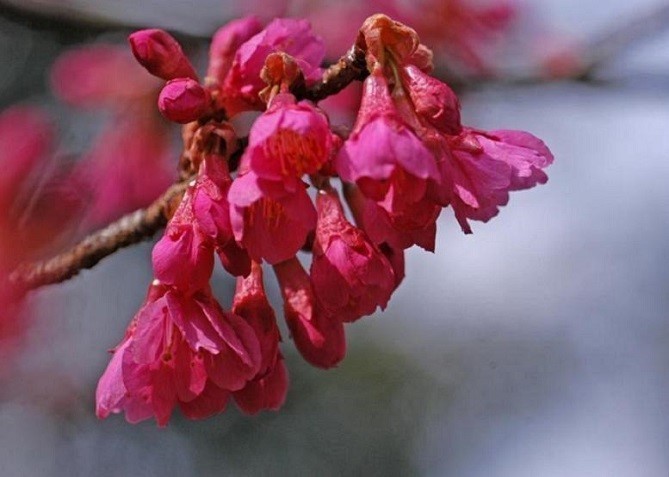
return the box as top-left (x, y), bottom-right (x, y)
top-left (8, 179), bottom-right (190, 292)
top-left (581, 2), bottom-right (669, 77)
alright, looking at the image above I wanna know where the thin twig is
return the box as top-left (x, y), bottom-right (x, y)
top-left (298, 45), bottom-right (368, 102)
top-left (8, 179), bottom-right (190, 292)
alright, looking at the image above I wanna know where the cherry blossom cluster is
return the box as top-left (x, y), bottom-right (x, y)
top-left (96, 14), bottom-right (553, 425)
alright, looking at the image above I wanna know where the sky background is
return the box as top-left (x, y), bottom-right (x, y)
top-left (1, 1), bottom-right (668, 476)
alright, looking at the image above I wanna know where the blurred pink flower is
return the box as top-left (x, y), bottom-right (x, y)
top-left (51, 44), bottom-right (175, 226)
top-left (207, 16), bottom-right (264, 86)
top-left (0, 106), bottom-right (81, 378)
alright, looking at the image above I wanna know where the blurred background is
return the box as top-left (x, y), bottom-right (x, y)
top-left (1, 0), bottom-right (668, 476)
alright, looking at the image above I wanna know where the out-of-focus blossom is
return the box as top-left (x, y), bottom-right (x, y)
top-left (51, 43), bottom-right (176, 226)
top-left (51, 44), bottom-right (159, 107)
top-left (0, 106), bottom-right (81, 379)
top-left (295, 0), bottom-right (514, 74)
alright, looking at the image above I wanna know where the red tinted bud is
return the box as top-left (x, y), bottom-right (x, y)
top-left (129, 29), bottom-right (197, 80)
top-left (158, 78), bottom-right (211, 123)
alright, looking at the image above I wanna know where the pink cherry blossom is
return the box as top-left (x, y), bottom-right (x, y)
top-left (191, 154), bottom-right (251, 277)
top-left (221, 18), bottom-right (325, 116)
top-left (311, 189), bottom-right (395, 322)
top-left (336, 71), bottom-right (441, 249)
top-left (152, 217), bottom-right (215, 296)
top-left (435, 128), bottom-right (554, 233)
top-left (233, 356), bottom-right (288, 415)
top-left (242, 93), bottom-right (333, 182)
top-left (207, 16), bottom-right (264, 85)
top-left (231, 261), bottom-right (288, 414)
top-left (231, 262), bottom-right (281, 375)
top-left (400, 63), bottom-right (462, 135)
top-left (96, 283), bottom-right (261, 426)
top-left (228, 171), bottom-right (317, 264)
top-left (273, 258), bottom-right (346, 368)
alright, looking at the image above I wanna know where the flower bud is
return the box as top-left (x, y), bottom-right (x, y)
top-left (158, 78), bottom-right (211, 123)
top-left (129, 29), bottom-right (198, 80)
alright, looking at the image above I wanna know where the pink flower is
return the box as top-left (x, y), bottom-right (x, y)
top-left (0, 107), bottom-right (53, 210)
top-left (273, 257), bottom-right (346, 368)
top-left (436, 128), bottom-right (554, 233)
top-left (152, 186), bottom-right (215, 295)
top-left (311, 189), bottom-right (395, 322)
top-left (336, 70), bottom-right (441, 249)
top-left (242, 93), bottom-right (333, 182)
top-left (221, 18), bottom-right (325, 116)
top-left (128, 29), bottom-right (198, 81)
top-left (0, 106), bottom-right (84, 263)
top-left (361, 196), bottom-right (438, 251)
top-left (158, 78), bottom-right (211, 123)
top-left (207, 16), bottom-right (264, 85)
top-left (74, 118), bottom-right (174, 226)
top-left (96, 283), bottom-right (261, 426)
top-left (154, 152), bottom-right (254, 289)
top-left (228, 171), bottom-right (316, 264)
top-left (191, 154), bottom-right (251, 277)
top-left (231, 262), bottom-right (281, 375)
top-left (233, 356), bottom-right (288, 415)
top-left (231, 261), bottom-right (288, 414)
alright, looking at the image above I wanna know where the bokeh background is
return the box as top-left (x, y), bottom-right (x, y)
top-left (1, 1), bottom-right (668, 476)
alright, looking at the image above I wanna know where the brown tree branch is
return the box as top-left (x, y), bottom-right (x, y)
top-left (298, 45), bottom-right (368, 102)
top-left (8, 179), bottom-right (190, 293)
